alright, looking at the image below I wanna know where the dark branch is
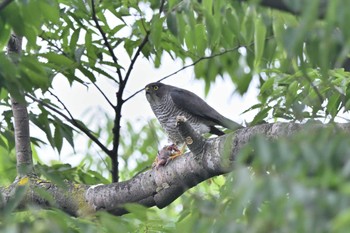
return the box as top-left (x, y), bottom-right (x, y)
top-left (91, 82), bottom-right (115, 108)
top-left (124, 45), bottom-right (247, 102)
top-left (159, 0), bottom-right (166, 14)
top-left (302, 74), bottom-right (324, 105)
top-left (48, 90), bottom-right (76, 120)
top-left (91, 0), bottom-right (123, 83)
top-left (123, 31), bottom-right (150, 90)
top-left (27, 94), bottom-right (111, 156)
top-left (108, 0), bottom-right (166, 182)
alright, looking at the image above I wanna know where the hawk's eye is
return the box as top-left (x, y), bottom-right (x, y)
top-left (153, 86), bottom-right (159, 90)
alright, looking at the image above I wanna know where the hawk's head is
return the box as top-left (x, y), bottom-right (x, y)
top-left (145, 82), bottom-right (168, 105)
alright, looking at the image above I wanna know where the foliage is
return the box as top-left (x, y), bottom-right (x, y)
top-left (1, 0), bottom-right (350, 232)
top-left (175, 127), bottom-right (350, 233)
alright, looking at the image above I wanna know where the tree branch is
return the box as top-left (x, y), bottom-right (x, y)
top-left (91, 0), bottom-right (123, 83)
top-left (26, 94), bottom-right (111, 156)
top-left (124, 45), bottom-right (249, 102)
top-left (91, 82), bottom-right (115, 108)
top-left (108, 0), bottom-right (166, 182)
top-left (123, 31), bottom-right (150, 90)
top-left (7, 35), bottom-right (34, 177)
top-left (48, 90), bottom-right (76, 120)
top-left (2, 122), bottom-right (349, 216)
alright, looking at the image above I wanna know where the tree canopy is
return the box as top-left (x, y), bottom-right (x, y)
top-left (1, 0), bottom-right (350, 232)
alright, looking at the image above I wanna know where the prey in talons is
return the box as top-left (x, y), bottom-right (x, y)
top-left (152, 144), bottom-right (183, 169)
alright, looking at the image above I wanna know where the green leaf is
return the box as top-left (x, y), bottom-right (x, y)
top-left (124, 203), bottom-right (148, 220)
top-left (203, 0), bottom-right (213, 13)
top-left (78, 66), bottom-right (96, 82)
top-left (205, 13), bottom-right (219, 46)
top-left (0, 22), bottom-right (11, 51)
top-left (327, 93), bottom-right (340, 117)
top-left (260, 77), bottom-right (274, 94)
top-left (2, 130), bottom-right (15, 151)
top-left (42, 52), bottom-right (74, 66)
top-left (54, 125), bottom-right (63, 153)
top-left (0, 135), bottom-right (8, 150)
top-left (39, 0), bottom-right (60, 23)
top-left (150, 15), bottom-right (164, 50)
top-left (70, 28), bottom-right (81, 53)
top-left (226, 8), bottom-right (242, 41)
top-left (59, 122), bottom-right (75, 150)
top-left (20, 56), bottom-right (49, 89)
top-left (166, 12), bottom-right (178, 36)
top-left (184, 25), bottom-right (194, 51)
top-left (195, 24), bottom-right (207, 56)
top-left (85, 30), bottom-right (97, 66)
top-left (254, 16), bottom-right (267, 70)
top-left (251, 107), bottom-right (271, 125)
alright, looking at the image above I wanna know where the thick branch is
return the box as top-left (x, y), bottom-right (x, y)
top-left (7, 35), bottom-right (33, 177)
top-left (2, 122), bottom-right (349, 216)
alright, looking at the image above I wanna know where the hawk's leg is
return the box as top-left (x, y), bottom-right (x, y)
top-left (153, 144), bottom-right (187, 168)
top-left (165, 143), bottom-right (186, 164)
top-left (153, 144), bottom-right (181, 169)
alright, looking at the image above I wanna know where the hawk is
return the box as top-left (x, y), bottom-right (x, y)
top-left (145, 82), bottom-right (242, 164)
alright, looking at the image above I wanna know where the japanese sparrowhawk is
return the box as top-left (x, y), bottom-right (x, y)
top-left (145, 82), bottom-right (242, 147)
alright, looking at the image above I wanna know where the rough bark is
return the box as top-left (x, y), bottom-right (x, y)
top-left (1, 121), bottom-right (349, 216)
top-left (7, 35), bottom-right (34, 177)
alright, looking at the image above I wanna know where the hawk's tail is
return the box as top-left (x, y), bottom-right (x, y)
top-left (220, 117), bottom-right (243, 131)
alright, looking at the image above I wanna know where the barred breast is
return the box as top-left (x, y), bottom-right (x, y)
top-left (150, 95), bottom-right (210, 145)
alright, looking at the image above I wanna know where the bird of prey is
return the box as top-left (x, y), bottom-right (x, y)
top-left (145, 82), bottom-right (243, 165)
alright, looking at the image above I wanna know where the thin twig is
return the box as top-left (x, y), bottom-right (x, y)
top-left (157, 49), bottom-right (238, 83)
top-left (92, 82), bottom-right (115, 108)
top-left (122, 0), bottom-right (165, 89)
top-left (39, 35), bottom-right (68, 56)
top-left (159, 0), bottom-right (166, 14)
top-left (41, 34), bottom-right (116, 108)
top-left (91, 0), bottom-right (123, 83)
top-left (124, 46), bottom-right (244, 102)
top-left (124, 36), bottom-right (275, 102)
top-left (92, 144), bottom-right (110, 172)
top-left (27, 94), bottom-right (112, 156)
top-left (48, 90), bottom-right (75, 120)
top-left (303, 73), bottom-right (324, 104)
top-left (123, 31), bottom-right (150, 89)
